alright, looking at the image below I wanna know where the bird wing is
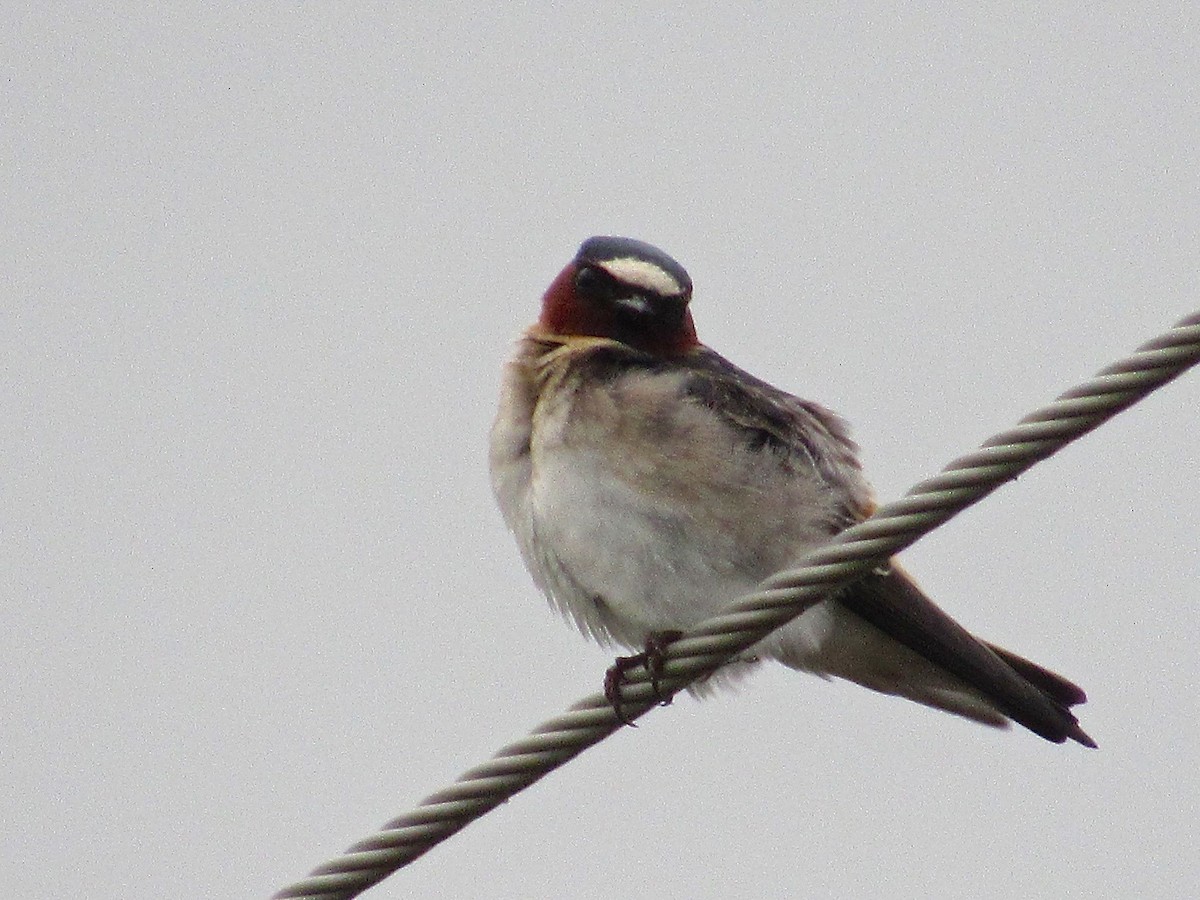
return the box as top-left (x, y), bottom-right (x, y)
top-left (839, 564), bottom-right (1094, 746)
top-left (679, 347), bottom-right (874, 527)
top-left (679, 347), bottom-right (1093, 745)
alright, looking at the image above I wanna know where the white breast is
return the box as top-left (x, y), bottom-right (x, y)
top-left (490, 350), bottom-right (842, 654)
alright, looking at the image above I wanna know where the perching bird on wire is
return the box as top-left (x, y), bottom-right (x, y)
top-left (490, 235), bottom-right (1094, 747)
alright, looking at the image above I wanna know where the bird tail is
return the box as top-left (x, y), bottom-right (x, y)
top-left (778, 563), bottom-right (1095, 747)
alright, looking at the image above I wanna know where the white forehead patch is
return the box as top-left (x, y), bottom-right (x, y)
top-left (597, 256), bottom-right (685, 298)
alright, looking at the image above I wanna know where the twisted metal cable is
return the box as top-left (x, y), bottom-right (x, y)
top-left (274, 310), bottom-right (1200, 900)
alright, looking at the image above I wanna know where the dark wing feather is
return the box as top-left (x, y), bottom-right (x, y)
top-left (840, 566), bottom-right (1095, 746)
top-left (679, 348), bottom-right (872, 525)
top-left (982, 642), bottom-right (1088, 708)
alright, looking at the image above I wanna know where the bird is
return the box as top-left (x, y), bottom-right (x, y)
top-left (489, 235), bottom-right (1094, 747)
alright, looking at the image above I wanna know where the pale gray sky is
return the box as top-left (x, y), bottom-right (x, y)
top-left (3, 4), bottom-right (1198, 899)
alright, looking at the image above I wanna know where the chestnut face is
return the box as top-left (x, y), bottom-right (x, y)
top-left (538, 236), bottom-right (699, 357)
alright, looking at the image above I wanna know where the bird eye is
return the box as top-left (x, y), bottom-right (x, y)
top-left (574, 265), bottom-right (610, 300)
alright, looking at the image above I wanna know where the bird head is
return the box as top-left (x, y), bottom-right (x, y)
top-left (537, 236), bottom-right (699, 357)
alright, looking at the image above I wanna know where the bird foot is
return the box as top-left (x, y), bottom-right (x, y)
top-left (603, 630), bottom-right (684, 726)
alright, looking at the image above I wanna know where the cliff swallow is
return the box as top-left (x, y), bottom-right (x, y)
top-left (490, 235), bottom-right (1093, 746)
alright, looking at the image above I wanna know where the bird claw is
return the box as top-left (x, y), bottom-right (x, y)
top-left (603, 630), bottom-right (684, 725)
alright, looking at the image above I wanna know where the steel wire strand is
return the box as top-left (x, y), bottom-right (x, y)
top-left (274, 310), bottom-right (1200, 900)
